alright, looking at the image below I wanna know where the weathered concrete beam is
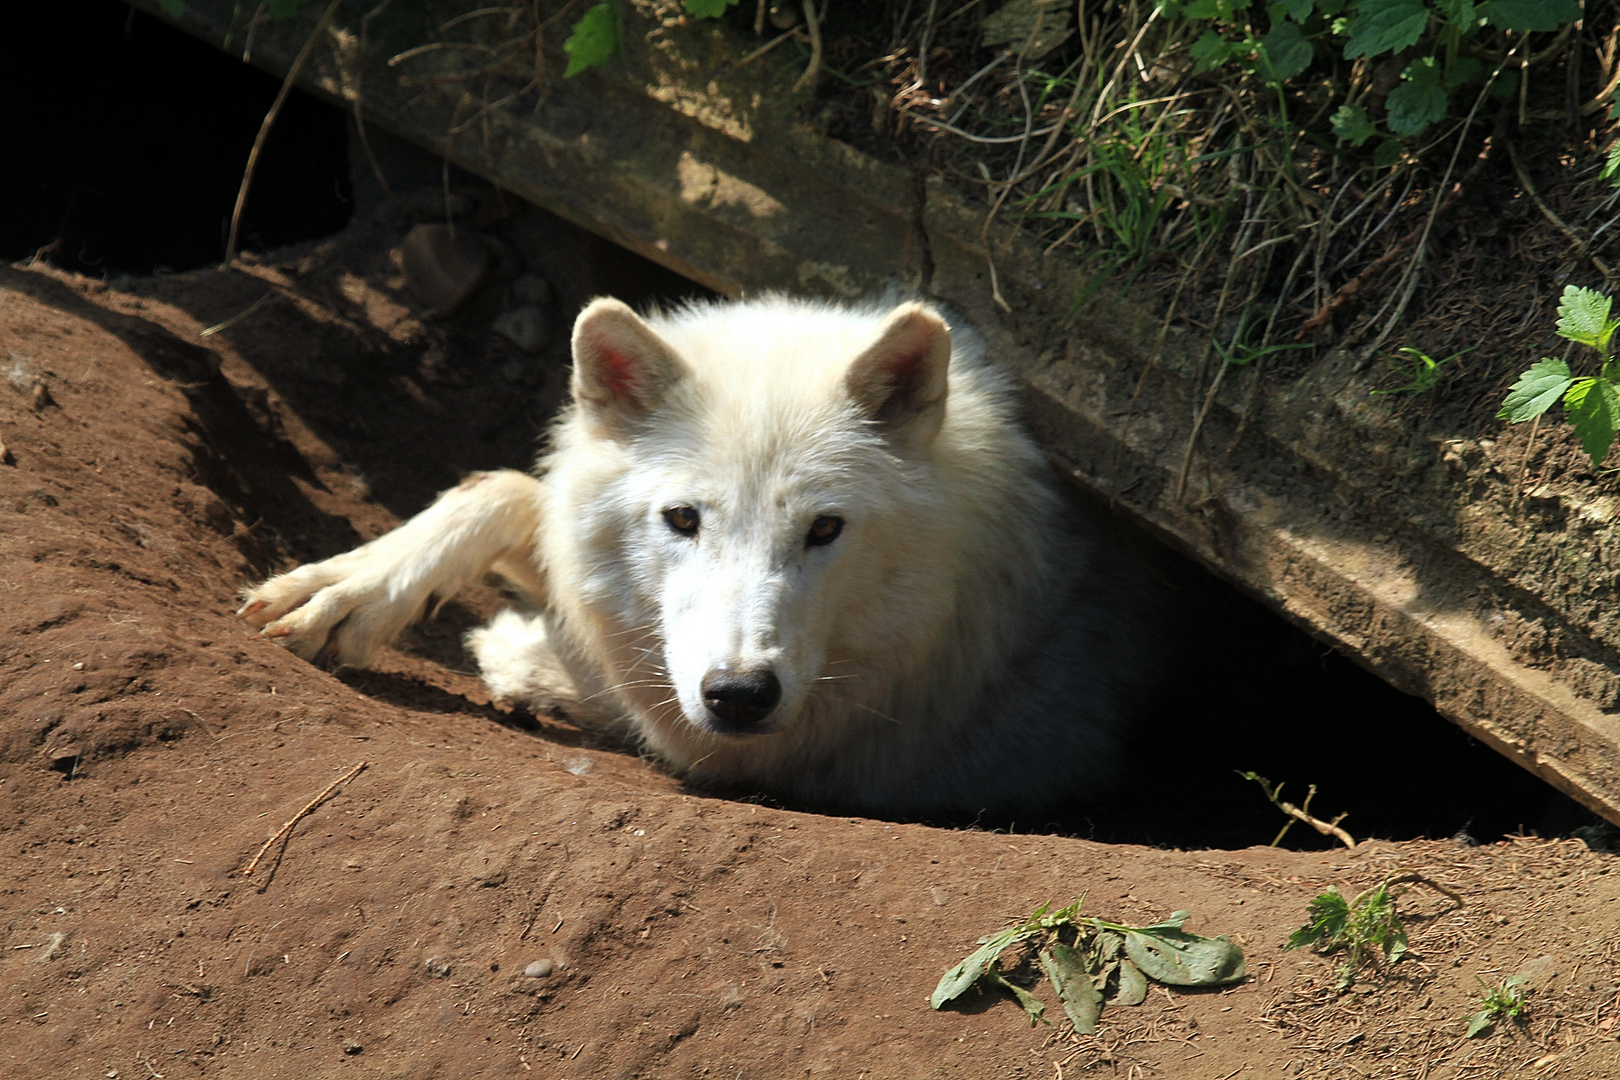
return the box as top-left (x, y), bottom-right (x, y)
top-left (130, 0), bottom-right (1620, 824)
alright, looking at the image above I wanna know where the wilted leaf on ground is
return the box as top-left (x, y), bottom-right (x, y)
top-left (1040, 943), bottom-right (1102, 1034)
top-left (1123, 927), bottom-right (1246, 986)
top-left (1115, 957), bottom-right (1149, 1006)
top-left (929, 923), bottom-right (1032, 1008)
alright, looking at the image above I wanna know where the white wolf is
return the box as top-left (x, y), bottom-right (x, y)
top-left (238, 296), bottom-right (1158, 816)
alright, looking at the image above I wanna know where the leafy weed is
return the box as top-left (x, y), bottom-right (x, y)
top-left (931, 899), bottom-right (1245, 1034)
top-left (1466, 974), bottom-right (1529, 1037)
top-left (1372, 345), bottom-right (1474, 396)
top-left (1286, 873), bottom-right (1461, 991)
top-left (1497, 285), bottom-right (1620, 468)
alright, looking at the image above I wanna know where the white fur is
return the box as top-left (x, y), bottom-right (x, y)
top-left (239, 296), bottom-right (1155, 816)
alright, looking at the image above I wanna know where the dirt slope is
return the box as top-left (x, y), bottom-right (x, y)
top-left (3, 215), bottom-right (1620, 1080)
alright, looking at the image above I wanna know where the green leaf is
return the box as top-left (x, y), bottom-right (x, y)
top-left (1434, 0), bottom-right (1473, 22)
top-left (985, 969), bottom-right (1047, 1027)
top-left (1123, 927), bottom-right (1246, 986)
top-left (1564, 378), bottom-right (1620, 467)
top-left (158, 0), bottom-right (186, 13)
top-left (1497, 358), bottom-right (1572, 422)
top-left (1604, 143), bottom-right (1620, 186)
top-left (1342, 0), bottom-right (1430, 59)
top-left (1387, 58), bottom-right (1448, 137)
top-left (1446, 54), bottom-right (1482, 90)
top-left (1555, 285), bottom-right (1618, 352)
top-left (1040, 943), bottom-right (1103, 1034)
top-left (1478, 0), bottom-right (1581, 32)
top-left (1373, 138), bottom-right (1404, 168)
top-left (564, 3), bottom-right (620, 78)
top-left (930, 924), bottom-right (1031, 1008)
top-left (1287, 889), bottom-right (1349, 950)
top-left (684, 0), bottom-right (738, 16)
top-left (1259, 20), bottom-right (1314, 83)
top-left (1331, 104), bottom-right (1379, 146)
top-left (1466, 1009), bottom-right (1495, 1037)
top-left (1114, 957), bottom-right (1149, 1006)
top-left (1190, 30), bottom-right (1239, 72)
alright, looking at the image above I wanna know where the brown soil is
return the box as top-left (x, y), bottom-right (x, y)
top-left (4, 207), bottom-right (1620, 1080)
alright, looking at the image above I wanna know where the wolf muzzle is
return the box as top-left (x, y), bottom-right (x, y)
top-left (701, 667), bottom-right (782, 734)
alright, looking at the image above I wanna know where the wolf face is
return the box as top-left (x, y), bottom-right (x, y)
top-left (554, 297), bottom-right (960, 747)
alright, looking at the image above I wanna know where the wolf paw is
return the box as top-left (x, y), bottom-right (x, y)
top-left (237, 551), bottom-right (411, 667)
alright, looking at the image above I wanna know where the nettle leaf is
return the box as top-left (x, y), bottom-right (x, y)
top-left (1331, 104), bottom-right (1379, 146)
top-left (1497, 358), bottom-right (1573, 423)
top-left (684, 0), bottom-right (739, 16)
top-left (1478, 0), bottom-right (1581, 32)
top-left (1123, 927), bottom-right (1246, 986)
top-left (1343, 0), bottom-right (1430, 60)
top-left (1190, 30), bottom-right (1240, 72)
top-left (930, 924), bottom-right (1031, 1008)
top-left (564, 3), bottom-right (620, 78)
top-left (1040, 943), bottom-right (1103, 1034)
top-left (1434, 0), bottom-right (1474, 24)
top-left (1555, 285), bottom-right (1619, 353)
top-left (1604, 143), bottom-right (1620, 186)
top-left (1387, 58), bottom-right (1448, 136)
top-left (1564, 378), bottom-right (1620, 467)
top-left (1287, 889), bottom-right (1349, 950)
top-left (1373, 138), bottom-right (1404, 168)
top-left (1260, 20), bottom-right (1314, 82)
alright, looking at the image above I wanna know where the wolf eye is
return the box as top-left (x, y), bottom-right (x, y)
top-left (664, 505), bottom-right (700, 536)
top-left (663, 505), bottom-right (700, 537)
top-left (806, 515), bottom-right (844, 547)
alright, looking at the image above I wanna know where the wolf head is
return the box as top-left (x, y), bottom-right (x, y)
top-left (550, 295), bottom-right (974, 754)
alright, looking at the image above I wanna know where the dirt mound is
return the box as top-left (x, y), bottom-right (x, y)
top-left (3, 207), bottom-right (1619, 1079)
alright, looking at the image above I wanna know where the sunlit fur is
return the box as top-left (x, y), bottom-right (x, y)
top-left (239, 296), bottom-right (1155, 816)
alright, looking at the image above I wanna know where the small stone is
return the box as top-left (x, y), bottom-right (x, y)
top-left (492, 305), bottom-right (550, 353)
top-left (343, 859), bottom-right (362, 871)
top-left (511, 274), bottom-right (552, 307)
top-left (523, 958), bottom-right (554, 978)
top-left (342, 1040), bottom-right (363, 1055)
top-left (398, 224), bottom-right (490, 316)
top-left (424, 957), bottom-right (453, 978)
top-left (30, 381), bottom-right (53, 411)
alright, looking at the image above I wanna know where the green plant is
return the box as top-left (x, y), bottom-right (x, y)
top-left (1287, 880), bottom-right (1407, 989)
top-left (930, 899), bottom-right (1245, 1034)
top-left (1159, 0), bottom-right (1582, 146)
top-left (1286, 873), bottom-right (1464, 990)
top-left (1371, 344), bottom-right (1474, 395)
top-left (1498, 285), bottom-right (1620, 468)
top-left (564, 0), bottom-right (741, 77)
top-left (1466, 974), bottom-right (1529, 1036)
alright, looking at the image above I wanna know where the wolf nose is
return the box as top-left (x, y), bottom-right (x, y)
top-left (701, 668), bottom-right (782, 733)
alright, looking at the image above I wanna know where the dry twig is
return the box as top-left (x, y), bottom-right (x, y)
top-left (241, 761), bottom-right (368, 877)
top-left (226, 0), bottom-right (345, 266)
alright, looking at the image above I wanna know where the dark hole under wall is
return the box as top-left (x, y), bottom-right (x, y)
top-left (5, 0), bottom-right (1603, 851)
top-left (1, 0), bottom-right (351, 274)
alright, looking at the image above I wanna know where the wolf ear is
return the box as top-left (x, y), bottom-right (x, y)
top-left (844, 303), bottom-right (952, 445)
top-left (570, 298), bottom-right (689, 428)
